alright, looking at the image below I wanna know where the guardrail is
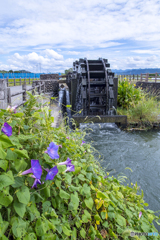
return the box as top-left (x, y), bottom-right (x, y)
top-left (117, 73), bottom-right (160, 82)
top-left (0, 79), bottom-right (45, 109)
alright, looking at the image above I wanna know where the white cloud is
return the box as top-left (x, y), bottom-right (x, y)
top-left (0, 0), bottom-right (160, 70)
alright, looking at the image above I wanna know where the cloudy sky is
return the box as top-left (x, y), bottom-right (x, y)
top-left (0, 0), bottom-right (160, 72)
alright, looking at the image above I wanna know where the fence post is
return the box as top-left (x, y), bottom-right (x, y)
top-left (14, 77), bottom-right (16, 86)
top-left (155, 72), bottom-right (157, 83)
top-left (6, 77), bottom-right (9, 87)
top-left (22, 82), bottom-right (27, 102)
top-left (24, 77), bottom-right (26, 85)
top-left (32, 81), bottom-right (35, 95)
top-left (145, 73), bottom-right (148, 82)
top-left (7, 88), bottom-right (11, 105)
top-left (129, 74), bottom-right (131, 81)
top-left (0, 79), bottom-right (7, 109)
top-left (140, 73), bottom-right (142, 81)
top-left (29, 77), bottom-right (30, 84)
top-left (19, 77), bottom-right (21, 86)
top-left (133, 74), bottom-right (134, 80)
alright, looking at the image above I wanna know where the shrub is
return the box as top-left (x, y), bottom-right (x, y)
top-left (118, 79), bottom-right (142, 109)
top-left (118, 94), bottom-right (160, 126)
top-left (0, 93), bottom-right (159, 239)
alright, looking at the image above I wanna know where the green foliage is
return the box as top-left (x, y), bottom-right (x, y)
top-left (118, 79), bottom-right (142, 108)
top-left (118, 94), bottom-right (160, 127)
top-left (0, 94), bottom-right (159, 239)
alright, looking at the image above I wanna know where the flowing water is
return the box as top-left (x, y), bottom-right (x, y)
top-left (80, 123), bottom-right (160, 229)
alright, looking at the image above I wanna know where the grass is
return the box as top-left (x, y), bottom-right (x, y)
top-left (7, 78), bottom-right (40, 87)
top-left (117, 94), bottom-right (160, 128)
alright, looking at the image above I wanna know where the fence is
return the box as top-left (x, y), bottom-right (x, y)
top-left (117, 73), bottom-right (160, 82)
top-left (0, 79), bottom-right (45, 109)
top-left (5, 77), bottom-right (39, 87)
top-left (0, 72), bottom-right (62, 79)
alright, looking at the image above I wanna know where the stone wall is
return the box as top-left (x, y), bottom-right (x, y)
top-left (136, 82), bottom-right (160, 97)
top-left (40, 74), bottom-right (59, 94)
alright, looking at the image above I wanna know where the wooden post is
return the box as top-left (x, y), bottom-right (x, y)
top-left (24, 77), bottom-right (26, 85)
top-left (14, 77), bottom-right (16, 86)
top-left (7, 88), bottom-right (11, 105)
top-left (29, 77), bottom-right (30, 84)
top-left (129, 74), bottom-right (131, 81)
top-left (155, 72), bottom-right (157, 83)
top-left (22, 82), bottom-right (27, 102)
top-left (140, 73), bottom-right (142, 81)
top-left (133, 74), bottom-right (134, 80)
top-left (6, 77), bottom-right (9, 87)
top-left (19, 77), bottom-right (21, 86)
top-left (32, 81), bottom-right (35, 95)
top-left (145, 73), bottom-right (148, 82)
top-left (0, 79), bottom-right (7, 109)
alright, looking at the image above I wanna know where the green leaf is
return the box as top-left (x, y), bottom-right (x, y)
top-left (35, 219), bottom-right (47, 236)
top-left (14, 158), bottom-right (28, 172)
top-left (102, 221), bottom-right (109, 228)
top-left (0, 221), bottom-right (9, 235)
top-left (94, 214), bottom-right (101, 221)
top-left (85, 197), bottom-right (93, 210)
top-left (13, 112), bottom-right (24, 117)
top-left (115, 214), bottom-right (126, 227)
top-left (16, 186), bottom-right (30, 204)
top-left (73, 167), bottom-right (81, 175)
top-left (13, 198), bottom-right (26, 218)
top-left (80, 228), bottom-right (86, 238)
top-left (12, 218), bottom-right (27, 238)
top-left (0, 172), bottom-right (15, 190)
top-left (81, 183), bottom-right (91, 198)
top-left (78, 174), bottom-right (85, 181)
top-left (65, 174), bottom-right (72, 184)
top-left (55, 179), bottom-right (61, 188)
top-left (23, 233), bottom-right (37, 240)
top-left (62, 226), bottom-right (71, 236)
top-left (0, 190), bottom-right (12, 206)
top-left (0, 135), bottom-right (13, 148)
top-left (0, 148), bottom-right (7, 159)
top-left (6, 149), bottom-right (17, 160)
top-left (59, 189), bottom-right (70, 200)
top-left (71, 192), bottom-right (79, 210)
top-left (14, 149), bottom-right (29, 159)
top-left (97, 191), bottom-right (109, 200)
top-left (0, 160), bottom-right (8, 171)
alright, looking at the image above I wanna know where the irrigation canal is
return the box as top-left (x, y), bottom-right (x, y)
top-left (81, 123), bottom-right (160, 230)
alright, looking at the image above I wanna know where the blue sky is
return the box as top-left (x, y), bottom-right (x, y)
top-left (0, 0), bottom-right (160, 72)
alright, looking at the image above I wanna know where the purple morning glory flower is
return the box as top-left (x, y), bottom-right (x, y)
top-left (45, 142), bottom-right (60, 159)
top-left (81, 141), bottom-right (85, 146)
top-left (21, 160), bottom-right (42, 179)
top-left (66, 137), bottom-right (70, 139)
top-left (104, 176), bottom-right (108, 179)
top-left (45, 166), bottom-right (58, 180)
top-left (6, 105), bottom-right (17, 113)
top-left (139, 212), bottom-right (142, 219)
top-left (1, 122), bottom-right (12, 137)
top-left (58, 158), bottom-right (72, 166)
top-left (65, 164), bottom-right (75, 172)
top-left (31, 175), bottom-right (42, 188)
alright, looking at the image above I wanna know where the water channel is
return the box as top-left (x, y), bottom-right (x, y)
top-left (80, 123), bottom-right (160, 230)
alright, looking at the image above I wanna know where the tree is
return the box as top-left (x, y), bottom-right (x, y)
top-left (65, 68), bottom-right (73, 75)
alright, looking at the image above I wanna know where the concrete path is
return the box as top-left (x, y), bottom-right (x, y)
top-left (9, 86), bottom-right (62, 128)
